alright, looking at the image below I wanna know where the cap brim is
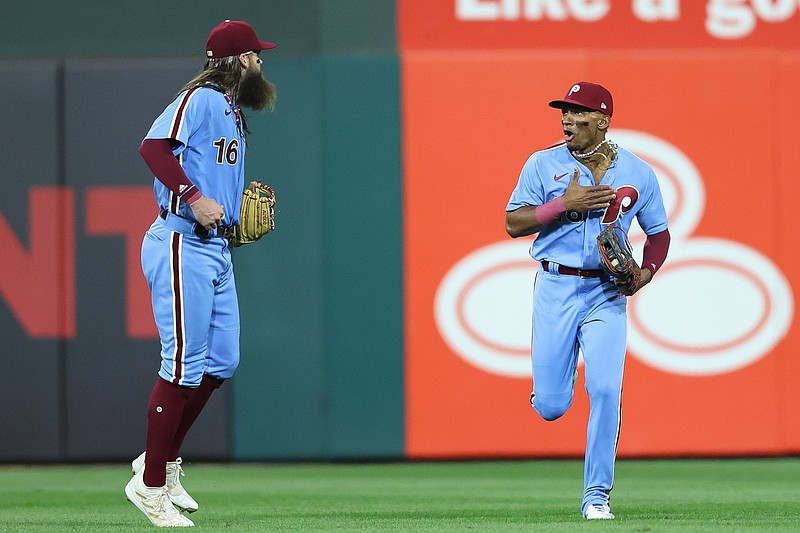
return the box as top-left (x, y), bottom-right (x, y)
top-left (549, 99), bottom-right (591, 111)
top-left (259, 40), bottom-right (277, 50)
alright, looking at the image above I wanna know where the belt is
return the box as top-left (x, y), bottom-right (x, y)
top-left (540, 260), bottom-right (605, 278)
top-left (159, 209), bottom-right (229, 239)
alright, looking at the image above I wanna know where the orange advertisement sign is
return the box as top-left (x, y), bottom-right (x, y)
top-left (399, 0), bottom-right (800, 50)
top-left (402, 48), bottom-right (800, 457)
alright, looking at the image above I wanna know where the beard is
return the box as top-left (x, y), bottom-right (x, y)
top-left (237, 66), bottom-right (276, 111)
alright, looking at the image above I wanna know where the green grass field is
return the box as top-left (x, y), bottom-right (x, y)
top-left (1, 459), bottom-right (798, 531)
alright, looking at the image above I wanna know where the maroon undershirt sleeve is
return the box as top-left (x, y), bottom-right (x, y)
top-left (642, 228), bottom-right (671, 276)
top-left (139, 138), bottom-right (201, 205)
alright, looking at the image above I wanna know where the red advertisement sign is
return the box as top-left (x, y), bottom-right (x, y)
top-left (401, 3), bottom-right (800, 457)
top-left (399, 0), bottom-right (800, 50)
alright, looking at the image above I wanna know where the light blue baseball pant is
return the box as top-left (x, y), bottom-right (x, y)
top-left (530, 262), bottom-right (627, 515)
top-left (141, 214), bottom-right (240, 388)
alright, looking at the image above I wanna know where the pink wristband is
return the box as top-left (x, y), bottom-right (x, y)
top-left (535, 197), bottom-right (567, 226)
top-left (183, 189), bottom-right (202, 205)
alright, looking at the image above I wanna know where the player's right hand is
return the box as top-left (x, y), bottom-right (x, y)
top-left (562, 168), bottom-right (615, 212)
top-left (189, 195), bottom-right (225, 230)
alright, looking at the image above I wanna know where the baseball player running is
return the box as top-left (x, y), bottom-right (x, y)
top-left (505, 82), bottom-right (671, 520)
top-left (125, 20), bottom-right (277, 527)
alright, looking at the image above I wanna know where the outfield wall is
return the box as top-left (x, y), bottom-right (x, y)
top-left (0, 0), bottom-right (402, 462)
top-left (0, 1), bottom-right (798, 462)
top-left (400, 0), bottom-right (800, 458)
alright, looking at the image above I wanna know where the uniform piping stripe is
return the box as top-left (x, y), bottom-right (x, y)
top-left (169, 232), bottom-right (186, 385)
top-left (168, 148), bottom-right (184, 215)
top-left (609, 392), bottom-right (623, 493)
top-left (169, 192), bottom-right (179, 215)
top-left (168, 87), bottom-right (200, 141)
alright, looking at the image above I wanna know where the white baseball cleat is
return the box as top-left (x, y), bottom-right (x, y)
top-left (125, 468), bottom-right (194, 527)
top-left (132, 452), bottom-right (199, 513)
top-left (584, 504), bottom-right (615, 520)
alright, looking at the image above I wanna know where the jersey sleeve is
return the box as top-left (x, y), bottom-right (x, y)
top-left (139, 138), bottom-right (201, 204)
top-left (635, 167), bottom-right (669, 235)
top-left (143, 88), bottom-right (207, 155)
top-left (506, 154), bottom-right (545, 211)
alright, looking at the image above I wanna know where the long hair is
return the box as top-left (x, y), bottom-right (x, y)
top-left (181, 56), bottom-right (241, 96)
top-left (180, 56), bottom-right (253, 134)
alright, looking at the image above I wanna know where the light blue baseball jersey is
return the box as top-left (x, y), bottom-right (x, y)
top-left (144, 85), bottom-right (245, 224)
top-left (506, 143), bottom-right (668, 269)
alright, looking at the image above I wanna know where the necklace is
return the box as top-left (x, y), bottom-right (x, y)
top-left (223, 93), bottom-right (244, 137)
top-left (571, 138), bottom-right (616, 159)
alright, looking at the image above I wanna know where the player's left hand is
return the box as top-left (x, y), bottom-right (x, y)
top-left (616, 266), bottom-right (651, 295)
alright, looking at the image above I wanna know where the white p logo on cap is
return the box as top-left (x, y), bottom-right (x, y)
top-left (568, 84), bottom-right (581, 96)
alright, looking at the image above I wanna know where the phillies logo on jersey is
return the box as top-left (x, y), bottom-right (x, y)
top-left (563, 185), bottom-right (640, 224)
top-left (601, 185), bottom-right (639, 224)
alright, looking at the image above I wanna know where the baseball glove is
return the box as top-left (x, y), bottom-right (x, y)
top-left (597, 224), bottom-right (640, 296)
top-left (227, 181), bottom-right (276, 247)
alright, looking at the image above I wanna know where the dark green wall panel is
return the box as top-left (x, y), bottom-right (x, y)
top-left (320, 1), bottom-right (397, 54)
top-left (231, 58), bottom-right (329, 459)
top-left (229, 1), bottom-right (403, 460)
top-left (231, 52), bottom-right (403, 460)
top-left (320, 57), bottom-right (403, 458)
top-left (0, 1), bottom-right (396, 58)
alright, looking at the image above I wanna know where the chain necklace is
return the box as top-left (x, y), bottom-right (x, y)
top-left (571, 138), bottom-right (616, 159)
top-left (222, 93), bottom-right (244, 138)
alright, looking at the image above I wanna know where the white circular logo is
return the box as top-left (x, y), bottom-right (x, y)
top-left (627, 238), bottom-right (793, 375)
top-left (435, 240), bottom-right (536, 377)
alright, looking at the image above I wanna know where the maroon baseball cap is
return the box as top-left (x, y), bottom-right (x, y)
top-left (205, 20), bottom-right (277, 58)
top-left (548, 81), bottom-right (613, 117)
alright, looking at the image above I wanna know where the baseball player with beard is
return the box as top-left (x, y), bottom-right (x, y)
top-left (505, 82), bottom-right (671, 520)
top-left (125, 20), bottom-right (277, 528)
